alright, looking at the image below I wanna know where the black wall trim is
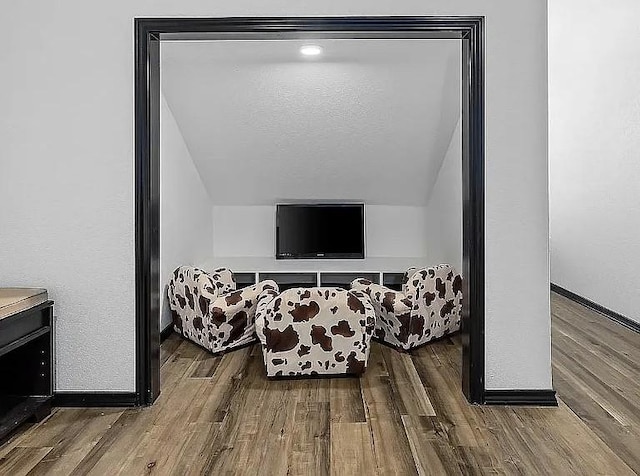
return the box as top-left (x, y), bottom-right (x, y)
top-left (460, 17), bottom-right (485, 404)
top-left (135, 16), bottom-right (486, 405)
top-left (135, 19), bottom-right (161, 407)
top-left (160, 324), bottom-right (174, 342)
top-left (483, 390), bottom-right (557, 406)
top-left (551, 283), bottom-right (640, 334)
top-left (54, 392), bottom-right (138, 407)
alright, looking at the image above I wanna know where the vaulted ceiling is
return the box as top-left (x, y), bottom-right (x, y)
top-left (161, 39), bottom-right (460, 206)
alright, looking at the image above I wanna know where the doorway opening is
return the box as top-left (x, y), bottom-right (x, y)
top-left (135, 17), bottom-right (484, 406)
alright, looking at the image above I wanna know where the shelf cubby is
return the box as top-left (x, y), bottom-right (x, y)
top-left (258, 272), bottom-right (318, 291)
top-left (382, 272), bottom-right (405, 292)
top-left (319, 272), bottom-right (380, 289)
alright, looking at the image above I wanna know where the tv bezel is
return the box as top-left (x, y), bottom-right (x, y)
top-left (275, 203), bottom-right (365, 260)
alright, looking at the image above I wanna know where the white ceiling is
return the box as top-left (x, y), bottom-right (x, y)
top-left (161, 39), bottom-right (460, 206)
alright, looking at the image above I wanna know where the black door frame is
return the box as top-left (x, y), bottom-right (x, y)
top-left (134, 16), bottom-right (485, 405)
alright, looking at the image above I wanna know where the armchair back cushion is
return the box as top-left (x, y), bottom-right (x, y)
top-left (210, 267), bottom-right (236, 295)
top-left (255, 287), bottom-right (375, 377)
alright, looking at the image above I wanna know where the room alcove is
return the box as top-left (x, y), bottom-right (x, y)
top-left (135, 16), bottom-right (485, 405)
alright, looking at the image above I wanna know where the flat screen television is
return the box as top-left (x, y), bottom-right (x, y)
top-left (276, 204), bottom-right (365, 259)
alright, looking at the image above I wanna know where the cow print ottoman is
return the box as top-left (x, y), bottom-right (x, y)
top-left (254, 287), bottom-right (376, 377)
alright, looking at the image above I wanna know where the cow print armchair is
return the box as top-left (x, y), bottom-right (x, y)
top-left (254, 287), bottom-right (376, 377)
top-left (168, 266), bottom-right (279, 355)
top-left (351, 264), bottom-right (462, 351)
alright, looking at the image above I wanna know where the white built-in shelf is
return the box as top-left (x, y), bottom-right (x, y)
top-left (201, 256), bottom-right (429, 274)
top-left (200, 256), bottom-right (431, 290)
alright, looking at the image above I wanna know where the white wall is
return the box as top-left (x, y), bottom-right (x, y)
top-left (0, 0), bottom-right (550, 392)
top-left (211, 205), bottom-right (428, 258)
top-left (549, 0), bottom-right (640, 324)
top-left (160, 95), bottom-right (213, 330)
top-left (212, 206), bottom-right (274, 257)
top-left (426, 118), bottom-right (462, 273)
top-left (366, 206), bottom-right (428, 258)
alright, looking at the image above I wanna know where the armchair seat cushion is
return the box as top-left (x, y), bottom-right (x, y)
top-left (168, 266), bottom-right (278, 354)
top-left (255, 287), bottom-right (376, 377)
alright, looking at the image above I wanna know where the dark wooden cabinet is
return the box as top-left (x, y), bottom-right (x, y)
top-left (0, 299), bottom-right (54, 443)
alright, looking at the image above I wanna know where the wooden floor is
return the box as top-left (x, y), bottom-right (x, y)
top-left (1, 292), bottom-right (638, 475)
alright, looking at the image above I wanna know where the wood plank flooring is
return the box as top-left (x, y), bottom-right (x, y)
top-left (551, 292), bottom-right (640, 474)
top-left (0, 292), bottom-right (638, 475)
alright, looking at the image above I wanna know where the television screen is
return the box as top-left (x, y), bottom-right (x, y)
top-left (276, 204), bottom-right (365, 259)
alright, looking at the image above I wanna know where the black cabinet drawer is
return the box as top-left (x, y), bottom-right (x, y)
top-left (0, 303), bottom-right (52, 355)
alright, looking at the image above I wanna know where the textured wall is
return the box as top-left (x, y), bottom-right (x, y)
top-left (0, 0), bottom-right (550, 391)
top-left (426, 118), bottom-right (462, 273)
top-left (211, 205), bottom-right (429, 258)
top-left (549, 0), bottom-right (640, 324)
top-left (159, 95), bottom-right (213, 330)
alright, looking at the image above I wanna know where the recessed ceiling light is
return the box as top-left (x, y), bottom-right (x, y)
top-left (300, 45), bottom-right (322, 56)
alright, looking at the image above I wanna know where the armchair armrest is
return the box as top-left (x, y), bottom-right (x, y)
top-left (211, 279), bottom-right (278, 324)
top-left (350, 278), bottom-right (412, 315)
top-left (402, 267), bottom-right (419, 296)
top-left (255, 285), bottom-right (280, 346)
top-left (348, 289), bottom-right (376, 335)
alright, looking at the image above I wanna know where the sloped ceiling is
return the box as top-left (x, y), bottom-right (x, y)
top-left (161, 39), bottom-right (460, 206)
